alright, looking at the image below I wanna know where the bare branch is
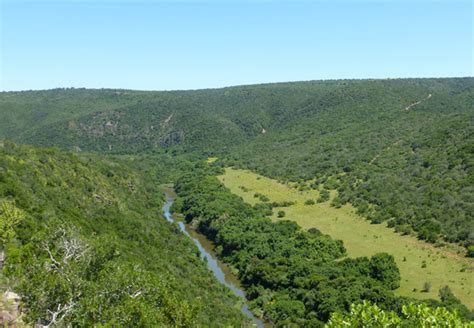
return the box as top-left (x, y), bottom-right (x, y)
top-left (45, 299), bottom-right (75, 327)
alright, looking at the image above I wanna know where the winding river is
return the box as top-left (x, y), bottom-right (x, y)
top-left (162, 189), bottom-right (264, 328)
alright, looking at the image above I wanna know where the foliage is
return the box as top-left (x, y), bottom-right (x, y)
top-left (1, 78), bottom-right (472, 251)
top-left (318, 189), bottom-right (330, 203)
top-left (422, 282), bottom-right (432, 293)
top-left (173, 169), bottom-right (407, 325)
top-left (0, 200), bottom-right (25, 245)
top-left (1, 78), bottom-right (473, 323)
top-left (304, 199), bottom-right (315, 205)
top-left (219, 168), bottom-right (474, 310)
top-left (0, 142), bottom-right (244, 326)
top-left (326, 301), bottom-right (473, 327)
top-left (467, 246), bottom-right (474, 258)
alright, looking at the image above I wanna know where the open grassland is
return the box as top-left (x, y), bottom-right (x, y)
top-left (218, 168), bottom-right (474, 309)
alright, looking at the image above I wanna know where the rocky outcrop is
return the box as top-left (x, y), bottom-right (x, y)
top-left (0, 291), bottom-right (22, 327)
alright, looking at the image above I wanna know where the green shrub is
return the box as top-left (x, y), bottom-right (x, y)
top-left (326, 301), bottom-right (472, 327)
top-left (317, 190), bottom-right (330, 203)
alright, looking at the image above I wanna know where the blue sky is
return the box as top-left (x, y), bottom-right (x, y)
top-left (1, 0), bottom-right (472, 91)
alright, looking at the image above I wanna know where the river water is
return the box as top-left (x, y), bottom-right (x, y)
top-left (162, 189), bottom-right (264, 328)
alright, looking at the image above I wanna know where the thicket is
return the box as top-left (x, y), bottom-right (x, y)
top-left (175, 168), bottom-right (400, 325)
top-left (326, 301), bottom-right (473, 328)
top-left (0, 142), bottom-right (244, 326)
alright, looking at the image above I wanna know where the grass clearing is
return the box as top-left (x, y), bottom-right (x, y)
top-left (218, 168), bottom-right (474, 309)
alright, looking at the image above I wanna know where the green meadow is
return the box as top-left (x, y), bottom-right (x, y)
top-left (218, 168), bottom-right (474, 309)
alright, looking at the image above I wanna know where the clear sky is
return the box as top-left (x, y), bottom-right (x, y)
top-left (1, 0), bottom-right (472, 91)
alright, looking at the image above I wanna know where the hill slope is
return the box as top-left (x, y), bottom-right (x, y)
top-left (0, 141), bottom-right (244, 326)
top-left (1, 78), bottom-right (472, 250)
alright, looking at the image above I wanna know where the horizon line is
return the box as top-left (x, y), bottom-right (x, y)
top-left (1, 76), bottom-right (472, 93)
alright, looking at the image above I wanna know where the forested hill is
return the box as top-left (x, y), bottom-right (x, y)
top-left (1, 78), bottom-right (471, 154)
top-left (0, 141), bottom-right (245, 326)
top-left (1, 78), bottom-right (473, 251)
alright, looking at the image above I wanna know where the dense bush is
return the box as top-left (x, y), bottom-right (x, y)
top-left (174, 169), bottom-right (406, 325)
top-left (0, 142), bottom-right (244, 326)
top-left (326, 301), bottom-right (472, 327)
top-left (1, 78), bottom-right (473, 325)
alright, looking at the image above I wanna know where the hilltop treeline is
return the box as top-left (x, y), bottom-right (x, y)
top-left (0, 142), bottom-right (244, 326)
top-left (172, 164), bottom-right (472, 326)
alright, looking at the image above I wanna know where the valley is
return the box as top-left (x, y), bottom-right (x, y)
top-left (2, 0), bottom-right (472, 325)
top-left (219, 167), bottom-right (474, 308)
top-left (1, 78), bottom-right (473, 326)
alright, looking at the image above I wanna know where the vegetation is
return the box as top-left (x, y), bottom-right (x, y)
top-left (173, 166), bottom-right (472, 325)
top-left (0, 78), bottom-right (473, 324)
top-left (0, 142), bottom-right (244, 326)
top-left (219, 167), bottom-right (474, 309)
top-left (225, 79), bottom-right (474, 252)
top-left (422, 282), bottom-right (432, 293)
top-left (326, 301), bottom-right (473, 328)
top-left (1, 78), bottom-right (472, 253)
top-left (468, 246), bottom-right (474, 258)
top-left (304, 199), bottom-right (315, 205)
top-left (174, 169), bottom-right (398, 325)
top-left (318, 190), bottom-right (330, 203)
top-left (0, 200), bottom-right (25, 245)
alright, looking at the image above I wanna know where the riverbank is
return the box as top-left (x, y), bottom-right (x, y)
top-left (161, 187), bottom-right (265, 327)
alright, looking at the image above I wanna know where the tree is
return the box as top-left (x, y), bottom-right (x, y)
top-left (466, 246), bottom-right (474, 258)
top-left (317, 190), bottom-right (330, 203)
top-left (326, 301), bottom-right (401, 327)
top-left (326, 301), bottom-right (472, 328)
top-left (265, 295), bottom-right (305, 323)
top-left (277, 210), bottom-right (286, 218)
top-left (369, 253), bottom-right (401, 290)
top-left (422, 282), bottom-right (432, 293)
top-left (439, 285), bottom-right (455, 302)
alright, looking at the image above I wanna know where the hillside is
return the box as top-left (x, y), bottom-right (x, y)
top-left (1, 78), bottom-right (472, 251)
top-left (0, 141), bottom-right (245, 326)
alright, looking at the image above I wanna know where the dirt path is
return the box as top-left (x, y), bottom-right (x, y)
top-left (370, 93), bottom-right (433, 164)
top-left (405, 94), bottom-right (432, 111)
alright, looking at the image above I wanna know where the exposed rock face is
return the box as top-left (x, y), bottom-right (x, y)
top-left (0, 291), bottom-right (21, 326)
